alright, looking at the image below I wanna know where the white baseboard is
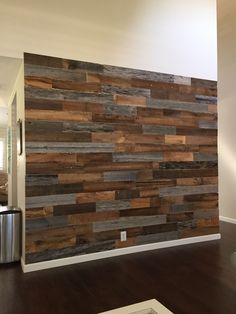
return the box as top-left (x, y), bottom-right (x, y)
top-left (220, 216), bottom-right (236, 224)
top-left (21, 233), bottom-right (221, 273)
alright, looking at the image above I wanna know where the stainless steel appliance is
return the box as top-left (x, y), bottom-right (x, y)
top-left (0, 206), bottom-right (21, 263)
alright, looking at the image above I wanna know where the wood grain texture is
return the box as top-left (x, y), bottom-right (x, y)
top-left (24, 53), bottom-right (218, 264)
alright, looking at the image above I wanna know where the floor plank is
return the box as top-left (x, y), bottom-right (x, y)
top-left (0, 221), bottom-right (235, 314)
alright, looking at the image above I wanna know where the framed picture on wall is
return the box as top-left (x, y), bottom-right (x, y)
top-left (17, 119), bottom-right (23, 156)
top-left (7, 127), bottom-right (11, 174)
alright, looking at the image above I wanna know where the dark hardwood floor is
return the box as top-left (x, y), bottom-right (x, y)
top-left (0, 221), bottom-right (236, 314)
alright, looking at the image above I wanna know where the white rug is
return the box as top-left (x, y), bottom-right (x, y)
top-left (99, 299), bottom-right (173, 314)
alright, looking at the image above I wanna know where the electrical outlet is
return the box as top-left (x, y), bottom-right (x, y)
top-left (120, 231), bottom-right (127, 242)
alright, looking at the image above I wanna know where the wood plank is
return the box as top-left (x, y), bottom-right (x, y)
top-left (26, 194), bottom-right (76, 209)
top-left (113, 152), bottom-right (163, 162)
top-left (186, 136), bottom-right (217, 145)
top-left (96, 200), bottom-right (130, 212)
top-left (83, 181), bottom-right (135, 192)
top-left (137, 116), bottom-right (198, 127)
top-left (25, 109), bottom-right (92, 122)
top-left (52, 81), bottom-right (101, 92)
top-left (26, 142), bottom-right (114, 153)
top-left (26, 153), bottom-right (77, 164)
top-left (54, 203), bottom-right (96, 216)
top-left (69, 211), bottom-right (119, 225)
top-left (26, 235), bottom-right (76, 254)
top-left (148, 99), bottom-right (208, 113)
top-left (165, 135), bottom-right (186, 144)
top-left (114, 95), bottom-right (147, 107)
top-left (103, 64), bottom-right (174, 82)
top-left (58, 173), bottom-right (102, 184)
top-left (25, 99), bottom-right (63, 111)
top-left (25, 207), bottom-right (53, 219)
top-left (62, 101), bottom-right (104, 113)
top-left (26, 131), bottom-right (91, 142)
top-left (26, 175), bottom-right (58, 186)
top-left (136, 231), bottom-right (178, 245)
top-left (143, 124), bottom-right (176, 135)
top-left (25, 77), bottom-right (52, 89)
top-left (77, 191), bottom-right (115, 204)
top-left (25, 64), bottom-right (87, 81)
top-left (159, 185), bottom-right (218, 197)
top-left (164, 152), bottom-right (193, 162)
top-left (24, 53), bottom-right (64, 68)
top-left (116, 238), bottom-right (136, 248)
top-left (25, 86), bottom-right (113, 104)
top-left (115, 189), bottom-right (140, 200)
top-left (130, 198), bottom-right (151, 209)
top-left (26, 216), bottom-right (68, 231)
top-left (93, 215), bottom-right (167, 232)
top-left (26, 183), bottom-right (83, 197)
top-left (104, 171), bottom-right (137, 182)
top-left (102, 85), bottom-right (150, 97)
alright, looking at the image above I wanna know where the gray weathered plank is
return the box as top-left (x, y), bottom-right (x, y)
top-left (113, 153), bottom-right (163, 162)
top-left (143, 124), bottom-right (176, 135)
top-left (194, 153), bottom-right (218, 161)
top-left (63, 59), bottom-right (104, 72)
top-left (25, 64), bottom-right (87, 81)
top-left (173, 76), bottom-right (191, 85)
top-left (103, 65), bottom-right (175, 83)
top-left (171, 203), bottom-right (194, 212)
top-left (26, 175), bottom-right (58, 186)
top-left (26, 216), bottom-right (68, 231)
top-left (93, 215), bottom-right (167, 232)
top-left (101, 85), bottom-right (150, 97)
top-left (193, 209), bottom-right (219, 219)
top-left (63, 122), bottom-right (114, 133)
top-left (25, 87), bottom-right (114, 104)
top-left (136, 231), bottom-right (178, 245)
top-left (148, 99), bottom-right (208, 113)
top-left (26, 142), bottom-right (114, 153)
top-left (195, 95), bottom-right (217, 104)
top-left (96, 200), bottom-right (131, 212)
top-left (26, 194), bottom-right (76, 208)
top-left (159, 185), bottom-right (218, 197)
top-left (199, 121), bottom-right (217, 129)
top-left (104, 171), bottom-right (138, 182)
top-left (104, 104), bottom-right (137, 116)
top-left (159, 161), bottom-right (217, 170)
top-left (25, 121), bottom-right (63, 132)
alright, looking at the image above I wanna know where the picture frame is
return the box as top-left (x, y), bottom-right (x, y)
top-left (17, 119), bottom-right (23, 156)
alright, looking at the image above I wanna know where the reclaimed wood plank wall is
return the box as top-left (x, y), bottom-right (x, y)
top-left (24, 53), bottom-right (218, 264)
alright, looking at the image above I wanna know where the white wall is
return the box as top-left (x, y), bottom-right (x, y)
top-left (0, 0), bottom-right (217, 80)
top-left (218, 0), bottom-right (236, 220)
top-left (0, 128), bottom-right (7, 172)
top-left (0, 57), bottom-right (22, 108)
top-left (7, 62), bottom-right (25, 257)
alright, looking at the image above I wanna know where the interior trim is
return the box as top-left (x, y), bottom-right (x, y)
top-left (220, 216), bottom-right (236, 224)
